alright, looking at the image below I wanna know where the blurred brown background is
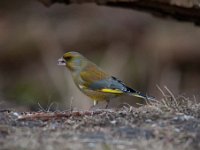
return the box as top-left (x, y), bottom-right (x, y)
top-left (0, 0), bottom-right (200, 110)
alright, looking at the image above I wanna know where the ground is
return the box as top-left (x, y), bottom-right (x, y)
top-left (0, 93), bottom-right (200, 150)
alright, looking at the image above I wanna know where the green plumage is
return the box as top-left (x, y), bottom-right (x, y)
top-left (58, 51), bottom-right (154, 107)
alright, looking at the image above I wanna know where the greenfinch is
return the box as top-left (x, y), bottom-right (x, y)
top-left (58, 51), bottom-right (154, 108)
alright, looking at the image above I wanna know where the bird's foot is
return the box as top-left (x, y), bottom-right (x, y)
top-left (105, 100), bottom-right (110, 109)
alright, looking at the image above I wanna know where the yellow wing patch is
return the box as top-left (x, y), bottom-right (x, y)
top-left (100, 89), bottom-right (123, 94)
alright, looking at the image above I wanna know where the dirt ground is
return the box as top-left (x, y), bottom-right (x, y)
top-left (0, 94), bottom-right (200, 150)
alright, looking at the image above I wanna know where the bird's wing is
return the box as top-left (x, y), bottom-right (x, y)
top-left (80, 64), bottom-right (109, 85)
top-left (85, 75), bottom-right (152, 99)
top-left (81, 67), bottom-right (137, 94)
top-left (79, 64), bottom-right (131, 93)
top-left (88, 76), bottom-right (137, 94)
top-left (80, 65), bottom-right (123, 94)
top-left (80, 65), bottom-right (151, 99)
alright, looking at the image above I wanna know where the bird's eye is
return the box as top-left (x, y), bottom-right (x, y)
top-left (64, 56), bottom-right (72, 61)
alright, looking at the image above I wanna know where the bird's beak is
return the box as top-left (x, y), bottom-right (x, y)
top-left (57, 57), bottom-right (66, 66)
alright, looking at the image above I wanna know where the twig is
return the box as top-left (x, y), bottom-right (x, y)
top-left (70, 97), bottom-right (74, 112)
top-left (164, 86), bottom-right (179, 109)
top-left (156, 85), bottom-right (170, 109)
top-left (37, 102), bottom-right (46, 112)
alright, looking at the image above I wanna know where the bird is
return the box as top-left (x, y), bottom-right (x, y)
top-left (58, 51), bottom-right (154, 108)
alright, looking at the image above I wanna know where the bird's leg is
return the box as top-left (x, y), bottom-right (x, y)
top-left (105, 100), bottom-right (110, 109)
top-left (93, 100), bottom-right (98, 106)
top-left (90, 100), bottom-right (98, 110)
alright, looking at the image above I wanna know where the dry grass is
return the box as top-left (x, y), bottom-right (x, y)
top-left (0, 88), bottom-right (200, 150)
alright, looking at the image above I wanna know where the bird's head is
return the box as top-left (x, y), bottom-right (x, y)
top-left (58, 51), bottom-right (86, 72)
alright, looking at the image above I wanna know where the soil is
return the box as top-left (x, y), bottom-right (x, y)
top-left (0, 96), bottom-right (200, 150)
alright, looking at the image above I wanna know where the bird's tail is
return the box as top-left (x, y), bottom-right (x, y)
top-left (131, 92), bottom-right (155, 101)
top-left (122, 86), bottom-right (155, 100)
